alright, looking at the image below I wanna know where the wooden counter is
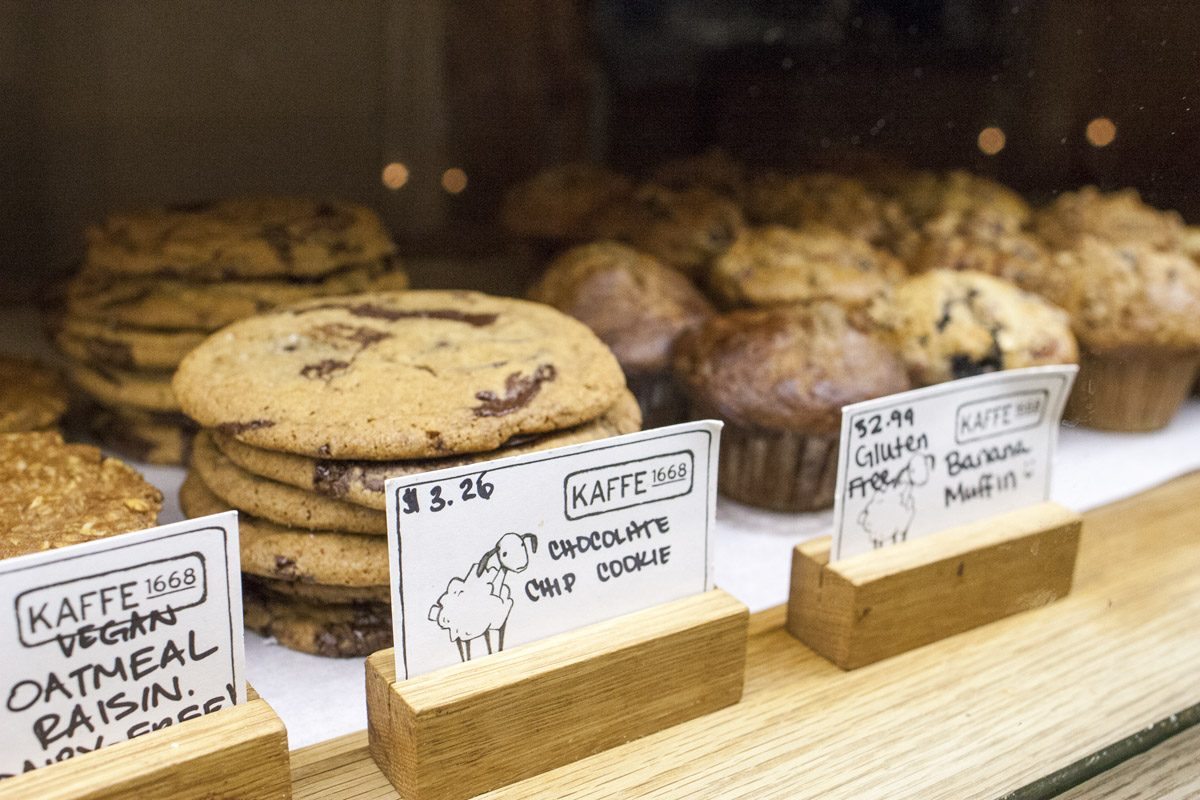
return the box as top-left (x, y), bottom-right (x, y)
top-left (289, 471), bottom-right (1200, 800)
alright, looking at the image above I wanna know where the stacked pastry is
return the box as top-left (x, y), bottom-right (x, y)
top-left (0, 355), bottom-right (69, 433)
top-left (173, 290), bottom-right (638, 657)
top-left (52, 196), bottom-right (406, 464)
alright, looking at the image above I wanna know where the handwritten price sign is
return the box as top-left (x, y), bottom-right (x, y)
top-left (385, 422), bottom-right (721, 680)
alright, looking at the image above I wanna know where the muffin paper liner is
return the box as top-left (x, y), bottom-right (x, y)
top-left (703, 412), bottom-right (840, 512)
top-left (1066, 348), bottom-right (1200, 432)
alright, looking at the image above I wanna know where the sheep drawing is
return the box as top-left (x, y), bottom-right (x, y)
top-left (857, 452), bottom-right (935, 549)
top-left (428, 532), bottom-right (538, 662)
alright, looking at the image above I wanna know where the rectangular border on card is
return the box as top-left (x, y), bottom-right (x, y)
top-left (832, 369), bottom-right (1073, 562)
top-left (391, 425), bottom-right (716, 680)
top-left (0, 524), bottom-right (243, 702)
top-left (954, 389), bottom-right (1050, 444)
top-left (562, 449), bottom-right (696, 521)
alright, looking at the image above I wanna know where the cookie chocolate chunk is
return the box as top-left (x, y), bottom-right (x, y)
top-left (191, 430), bottom-right (387, 534)
top-left (174, 290), bottom-right (627, 459)
top-left (1, 432), bottom-right (162, 559)
top-left (210, 389), bottom-right (642, 510)
top-left (179, 472), bottom-right (388, 586)
top-left (243, 580), bottom-right (392, 658)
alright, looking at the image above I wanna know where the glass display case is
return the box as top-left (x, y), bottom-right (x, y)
top-left (1, 3), bottom-right (1198, 798)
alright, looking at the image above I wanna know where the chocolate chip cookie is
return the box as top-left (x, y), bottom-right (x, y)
top-left (65, 261), bottom-right (408, 332)
top-left (174, 290), bottom-right (628, 459)
top-left (191, 430), bottom-right (387, 534)
top-left (56, 318), bottom-right (207, 369)
top-left (210, 388), bottom-right (641, 510)
top-left (86, 196), bottom-right (397, 280)
top-left (179, 471), bottom-right (389, 586)
top-left (243, 579), bottom-right (391, 658)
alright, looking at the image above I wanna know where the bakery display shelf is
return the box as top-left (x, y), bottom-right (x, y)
top-left (287, 470), bottom-right (1200, 800)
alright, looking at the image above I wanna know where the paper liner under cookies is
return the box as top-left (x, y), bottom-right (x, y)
top-left (712, 419), bottom-right (840, 512)
top-left (1065, 348), bottom-right (1200, 432)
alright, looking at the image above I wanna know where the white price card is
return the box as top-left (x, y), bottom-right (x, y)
top-left (831, 365), bottom-right (1077, 561)
top-left (386, 421), bottom-right (721, 680)
top-left (0, 512), bottom-right (245, 780)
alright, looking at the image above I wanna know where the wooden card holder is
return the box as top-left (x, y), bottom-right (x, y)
top-left (787, 502), bottom-right (1082, 671)
top-left (0, 685), bottom-right (291, 800)
top-left (366, 589), bottom-right (749, 800)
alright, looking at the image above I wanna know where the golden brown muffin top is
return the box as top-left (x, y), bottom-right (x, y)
top-left (871, 270), bottom-right (1078, 386)
top-left (1034, 186), bottom-right (1185, 251)
top-left (1041, 238), bottom-right (1200, 352)
top-left (671, 302), bottom-right (910, 433)
top-left (650, 147), bottom-right (748, 204)
top-left (500, 163), bottom-right (634, 241)
top-left (1, 432), bottom-right (163, 560)
top-left (709, 225), bottom-right (905, 312)
top-left (584, 184), bottom-right (745, 275)
top-left (528, 242), bottom-right (714, 373)
top-left (896, 170), bottom-right (1031, 233)
top-left (901, 210), bottom-right (1052, 288)
top-left (746, 172), bottom-right (910, 246)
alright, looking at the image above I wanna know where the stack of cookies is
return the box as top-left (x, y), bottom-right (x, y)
top-left (174, 290), bottom-right (637, 657)
top-left (52, 196), bottom-right (406, 464)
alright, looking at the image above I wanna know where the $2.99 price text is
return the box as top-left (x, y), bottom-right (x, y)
top-left (401, 472), bottom-right (494, 515)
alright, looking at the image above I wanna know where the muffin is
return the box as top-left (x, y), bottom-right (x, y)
top-left (672, 303), bottom-right (910, 512)
top-left (872, 270), bottom-right (1078, 387)
top-left (585, 184), bottom-right (745, 277)
top-left (895, 171), bottom-right (1030, 235)
top-left (708, 225), bottom-right (905, 316)
top-left (1034, 186), bottom-right (1184, 251)
top-left (1040, 238), bottom-right (1200, 431)
top-left (499, 163), bottom-right (633, 265)
top-left (900, 211), bottom-right (1051, 286)
top-left (746, 172), bottom-right (909, 247)
top-left (529, 242), bottom-right (714, 427)
top-left (650, 147), bottom-right (748, 204)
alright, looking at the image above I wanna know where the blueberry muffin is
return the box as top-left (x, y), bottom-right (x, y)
top-left (871, 270), bottom-right (1078, 387)
top-left (672, 303), bottom-right (910, 512)
top-left (529, 242), bottom-right (714, 426)
top-left (1041, 238), bottom-right (1200, 430)
top-left (708, 225), bottom-right (905, 315)
top-left (1034, 186), bottom-right (1184, 251)
top-left (585, 184), bottom-right (745, 277)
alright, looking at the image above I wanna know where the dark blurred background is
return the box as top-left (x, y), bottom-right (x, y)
top-left (2, 0), bottom-right (1197, 298)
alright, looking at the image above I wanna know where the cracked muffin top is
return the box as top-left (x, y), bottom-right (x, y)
top-left (671, 302), bottom-right (910, 433)
top-left (709, 225), bottom-right (905, 312)
top-left (172, 290), bottom-right (627, 459)
top-left (528, 241), bottom-right (713, 374)
top-left (871, 269), bottom-right (1078, 386)
top-left (1039, 238), bottom-right (1200, 353)
top-left (1034, 186), bottom-right (1184, 251)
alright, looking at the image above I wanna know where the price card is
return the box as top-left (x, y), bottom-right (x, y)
top-left (831, 365), bottom-right (1077, 561)
top-left (0, 513), bottom-right (245, 780)
top-left (386, 421), bottom-right (721, 680)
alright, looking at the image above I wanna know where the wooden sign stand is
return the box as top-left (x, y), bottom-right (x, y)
top-left (0, 685), bottom-right (291, 800)
top-left (787, 502), bottom-right (1083, 670)
top-left (366, 589), bottom-right (749, 800)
